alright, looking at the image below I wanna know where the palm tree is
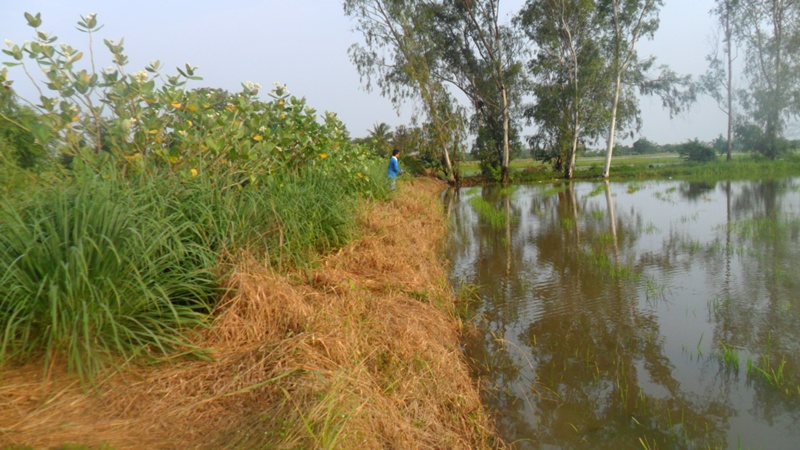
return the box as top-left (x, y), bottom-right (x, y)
top-left (368, 122), bottom-right (393, 156)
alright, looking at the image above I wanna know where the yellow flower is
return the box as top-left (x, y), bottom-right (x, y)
top-left (187, 104), bottom-right (198, 112)
top-left (191, 168), bottom-right (198, 177)
top-left (278, 100), bottom-right (284, 106)
top-left (170, 101), bottom-right (182, 108)
top-left (148, 129), bottom-right (159, 134)
top-left (319, 153), bottom-right (328, 159)
top-left (253, 135), bottom-right (263, 141)
top-left (281, 113), bottom-right (286, 119)
top-left (187, 120), bottom-right (193, 127)
top-left (71, 115), bottom-right (80, 122)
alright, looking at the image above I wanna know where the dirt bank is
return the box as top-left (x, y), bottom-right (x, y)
top-left (0, 177), bottom-right (503, 449)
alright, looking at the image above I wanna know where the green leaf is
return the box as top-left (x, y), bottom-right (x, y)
top-left (24, 12), bottom-right (42, 28)
top-left (29, 122), bottom-right (53, 144)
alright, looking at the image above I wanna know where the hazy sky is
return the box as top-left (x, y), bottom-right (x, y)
top-left (2, 0), bottom-right (725, 145)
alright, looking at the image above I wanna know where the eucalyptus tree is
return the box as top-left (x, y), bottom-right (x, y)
top-left (701, 0), bottom-right (740, 161)
top-left (432, 0), bottom-right (523, 182)
top-left (518, 0), bottom-right (609, 179)
top-left (598, 0), bottom-right (663, 178)
top-left (735, 0), bottom-right (800, 159)
top-left (344, 0), bottom-right (461, 183)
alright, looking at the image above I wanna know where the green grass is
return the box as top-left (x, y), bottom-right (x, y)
top-left (459, 152), bottom-right (800, 183)
top-left (0, 158), bottom-right (387, 383)
top-left (718, 344), bottom-right (741, 371)
top-left (468, 197), bottom-right (511, 230)
top-left (747, 355), bottom-right (789, 388)
top-left (0, 174), bottom-right (219, 381)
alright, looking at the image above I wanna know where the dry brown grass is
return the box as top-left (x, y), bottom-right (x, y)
top-left (0, 177), bottom-right (503, 449)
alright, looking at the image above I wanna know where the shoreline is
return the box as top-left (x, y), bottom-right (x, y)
top-left (0, 177), bottom-right (503, 449)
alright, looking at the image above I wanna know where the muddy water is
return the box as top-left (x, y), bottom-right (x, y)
top-left (446, 179), bottom-right (800, 450)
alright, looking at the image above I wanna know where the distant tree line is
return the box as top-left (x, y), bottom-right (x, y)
top-left (344, 0), bottom-right (800, 182)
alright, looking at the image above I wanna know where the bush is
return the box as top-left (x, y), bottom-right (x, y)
top-left (677, 139), bottom-right (717, 163)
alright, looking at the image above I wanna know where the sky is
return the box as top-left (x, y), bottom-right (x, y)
top-left (1, 0), bottom-right (727, 145)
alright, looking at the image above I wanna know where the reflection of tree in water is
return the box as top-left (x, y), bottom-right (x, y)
top-left (696, 179), bottom-right (800, 422)
top-left (521, 183), bottom-right (729, 449)
top-left (459, 185), bottom-right (541, 442)
top-left (678, 181), bottom-right (717, 201)
top-left (450, 183), bottom-right (734, 449)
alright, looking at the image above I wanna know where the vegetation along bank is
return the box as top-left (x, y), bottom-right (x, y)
top-left (0, 14), bottom-right (503, 449)
top-left (0, 177), bottom-right (501, 449)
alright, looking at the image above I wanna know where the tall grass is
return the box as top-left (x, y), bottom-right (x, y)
top-left (0, 159), bottom-right (387, 381)
top-left (162, 163), bottom-right (384, 267)
top-left (0, 175), bottom-right (218, 381)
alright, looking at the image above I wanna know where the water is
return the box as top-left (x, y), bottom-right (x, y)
top-left (445, 179), bottom-right (800, 450)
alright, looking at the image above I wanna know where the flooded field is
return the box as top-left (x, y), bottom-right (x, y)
top-left (446, 178), bottom-right (800, 449)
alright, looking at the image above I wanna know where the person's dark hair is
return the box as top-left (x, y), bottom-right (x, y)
top-left (392, 149), bottom-right (400, 157)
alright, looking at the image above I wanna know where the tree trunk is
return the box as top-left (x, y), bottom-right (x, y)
top-left (566, 133), bottom-right (579, 179)
top-left (602, 72), bottom-right (622, 178)
top-left (725, 1), bottom-right (733, 161)
top-left (501, 85), bottom-right (510, 183)
top-left (441, 140), bottom-right (456, 185)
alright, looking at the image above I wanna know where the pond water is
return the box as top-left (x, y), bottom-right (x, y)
top-left (445, 178), bottom-right (800, 450)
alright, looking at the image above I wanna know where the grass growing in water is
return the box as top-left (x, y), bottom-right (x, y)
top-left (469, 196), bottom-right (512, 229)
top-left (718, 344), bottom-right (741, 371)
top-left (747, 355), bottom-right (789, 388)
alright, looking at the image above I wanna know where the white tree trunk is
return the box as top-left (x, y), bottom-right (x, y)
top-left (501, 86), bottom-right (510, 182)
top-left (602, 73), bottom-right (622, 178)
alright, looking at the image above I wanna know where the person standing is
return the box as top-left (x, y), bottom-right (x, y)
top-left (386, 148), bottom-right (403, 190)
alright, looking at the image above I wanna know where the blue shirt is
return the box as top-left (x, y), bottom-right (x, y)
top-left (387, 156), bottom-right (401, 178)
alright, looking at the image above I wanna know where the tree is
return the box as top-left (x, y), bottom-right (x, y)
top-left (702, 0), bottom-right (740, 161)
top-left (344, 0), bottom-right (461, 184)
top-left (597, 0), bottom-right (694, 178)
top-left (631, 137), bottom-right (658, 154)
top-left (433, 0), bottom-right (521, 182)
top-left (677, 139), bottom-right (717, 162)
top-left (736, 0), bottom-right (800, 159)
top-left (367, 121), bottom-right (394, 156)
top-left (518, 0), bottom-right (609, 179)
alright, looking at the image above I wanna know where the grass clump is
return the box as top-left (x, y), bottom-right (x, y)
top-left (0, 171), bottom-right (218, 381)
top-left (469, 196), bottom-right (511, 230)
